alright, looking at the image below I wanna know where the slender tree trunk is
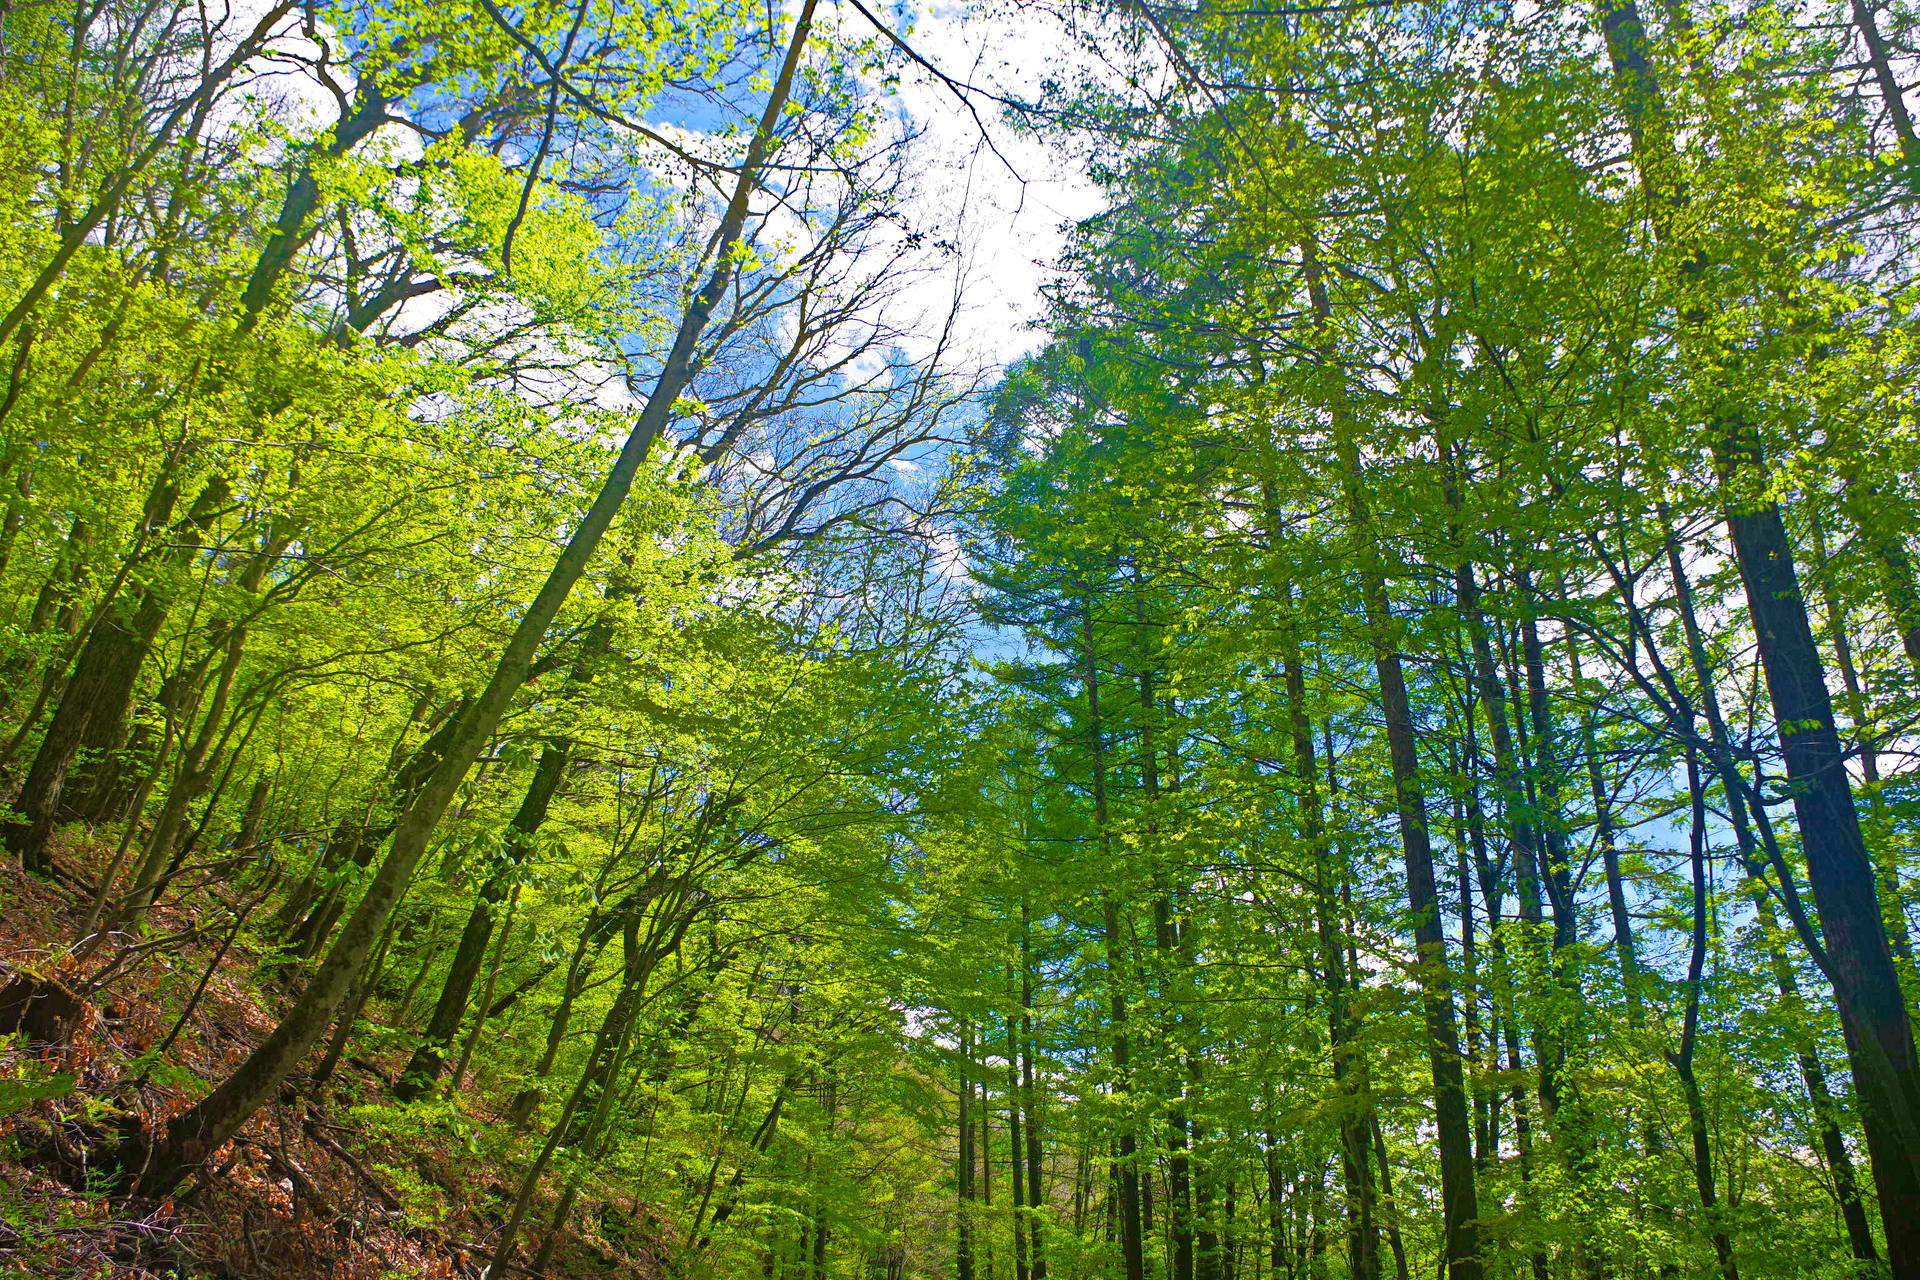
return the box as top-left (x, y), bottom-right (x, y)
top-left (811, 1087), bottom-right (833, 1280)
top-left (960, 1024), bottom-right (977, 1280)
top-left (1137, 651), bottom-right (1195, 1280)
top-left (1457, 724), bottom-right (1503, 1171)
top-left (1516, 573), bottom-right (1584, 1061)
top-left (528, 980), bottom-right (638, 1277)
top-left (1840, 476), bottom-right (1920, 677)
top-left (311, 895), bottom-right (405, 1090)
top-left (489, 949), bottom-right (649, 1280)
top-left (511, 907), bottom-right (615, 1124)
top-left (1807, 507), bottom-right (1880, 784)
top-left (120, 524), bottom-right (296, 925)
top-left (1564, 625), bottom-right (1644, 1026)
top-left (686, 1073), bottom-right (794, 1257)
top-left (1019, 896), bottom-right (1048, 1280)
top-left (392, 913), bottom-right (444, 1028)
top-left (1263, 1132), bottom-right (1284, 1280)
top-left (1668, 753), bottom-right (1738, 1280)
top-left (1455, 563), bottom-right (1543, 928)
top-left (1752, 889), bottom-right (1879, 1265)
top-left (1368, 1118), bottom-right (1410, 1280)
top-left (285, 703), bottom-right (467, 959)
top-left (1009, 1010), bottom-right (1029, 1280)
top-left (446, 881), bottom-right (520, 1095)
top-left (1193, 1112), bottom-right (1220, 1280)
top-left (980, 1064), bottom-right (995, 1280)
top-left (120, 636), bottom-right (244, 928)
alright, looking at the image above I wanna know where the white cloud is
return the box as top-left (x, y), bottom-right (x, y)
top-left (836, 0), bottom-right (1105, 369)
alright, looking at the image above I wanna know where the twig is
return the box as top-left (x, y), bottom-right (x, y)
top-left (242, 1204), bottom-right (262, 1274)
top-left (302, 1111), bottom-right (402, 1214)
top-left (141, 871), bottom-right (278, 1074)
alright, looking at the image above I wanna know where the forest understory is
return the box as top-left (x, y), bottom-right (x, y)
top-left (0, 832), bottom-right (641, 1280)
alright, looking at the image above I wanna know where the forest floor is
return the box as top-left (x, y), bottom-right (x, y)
top-left (0, 834), bottom-right (646, 1280)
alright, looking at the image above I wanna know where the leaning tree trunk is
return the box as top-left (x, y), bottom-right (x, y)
top-left (1595, 4), bottom-right (1920, 1265)
top-left (115, 523), bottom-right (299, 926)
top-left (116, 0), bottom-right (820, 1194)
top-left (395, 738), bottom-right (571, 1101)
top-left (274, 695), bottom-right (439, 934)
top-left (10, 71), bottom-right (391, 863)
top-left (6, 475), bottom-right (227, 872)
top-left (1665, 536), bottom-right (1879, 1265)
top-left (493, 890), bottom-right (703, 1279)
top-left (285, 704), bottom-right (467, 959)
top-left (509, 908), bottom-right (617, 1124)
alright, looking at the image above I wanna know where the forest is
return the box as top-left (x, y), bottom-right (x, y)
top-left (0, 0), bottom-right (1916, 1275)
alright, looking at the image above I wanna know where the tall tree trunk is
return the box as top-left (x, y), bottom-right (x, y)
top-left (1368, 1117), bottom-right (1410, 1280)
top-left (1137, 649), bottom-right (1195, 1280)
top-left (274, 691), bottom-right (436, 933)
top-left (1455, 562), bottom-right (1543, 928)
top-left (445, 881), bottom-right (520, 1096)
top-left (1597, 8), bottom-right (1920, 1262)
top-left (1808, 503), bottom-right (1912, 961)
top-left (685, 1073), bottom-right (795, 1257)
top-left (1806, 505), bottom-right (1881, 785)
top-left (1081, 600), bottom-right (1145, 1280)
top-left (1847, 0), bottom-right (1920, 164)
top-left (1563, 625), bottom-right (1644, 1026)
top-left (979, 1063), bottom-right (994, 1280)
top-left (1752, 887), bottom-right (1880, 1265)
top-left (1282, 639), bottom-right (1378, 1280)
top-left (1009, 1010), bottom-right (1029, 1280)
top-left (63, 476), bottom-right (240, 828)
top-left (1659, 531), bottom-right (1881, 1265)
top-left (1021, 896), bottom-right (1048, 1280)
top-left (1307, 242), bottom-right (1480, 1280)
top-left (1456, 723), bottom-right (1502, 1171)
top-left (119, 523), bottom-right (293, 926)
top-left (490, 936), bottom-right (650, 1280)
top-left (285, 702), bottom-right (467, 959)
top-left (510, 903), bottom-right (621, 1124)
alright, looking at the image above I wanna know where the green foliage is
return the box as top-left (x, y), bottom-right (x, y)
top-left (1, 0), bottom-right (1917, 1274)
top-left (0, 1064), bottom-right (72, 1119)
